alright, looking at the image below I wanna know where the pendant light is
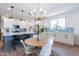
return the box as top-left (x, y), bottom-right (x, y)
top-left (9, 6), bottom-right (14, 19)
top-left (20, 10), bottom-right (24, 21)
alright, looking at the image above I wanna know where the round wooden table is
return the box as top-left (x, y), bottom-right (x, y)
top-left (24, 38), bottom-right (48, 47)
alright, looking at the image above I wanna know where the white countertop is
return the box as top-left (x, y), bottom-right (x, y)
top-left (3, 31), bottom-right (34, 36)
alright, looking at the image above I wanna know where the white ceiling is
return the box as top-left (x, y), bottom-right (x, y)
top-left (0, 3), bottom-right (79, 19)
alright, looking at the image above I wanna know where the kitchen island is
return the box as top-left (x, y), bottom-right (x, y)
top-left (3, 32), bottom-right (34, 51)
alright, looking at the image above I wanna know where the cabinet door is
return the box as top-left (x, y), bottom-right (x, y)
top-left (3, 36), bottom-right (13, 51)
top-left (64, 33), bottom-right (74, 45)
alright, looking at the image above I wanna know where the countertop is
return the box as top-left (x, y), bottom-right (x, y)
top-left (3, 31), bottom-right (34, 36)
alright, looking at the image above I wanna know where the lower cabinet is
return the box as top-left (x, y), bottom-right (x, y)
top-left (53, 32), bottom-right (74, 46)
top-left (3, 34), bottom-right (33, 51)
top-left (3, 36), bottom-right (13, 51)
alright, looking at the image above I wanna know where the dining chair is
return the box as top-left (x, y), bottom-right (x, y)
top-left (39, 38), bottom-right (54, 56)
top-left (20, 40), bottom-right (35, 55)
top-left (20, 40), bottom-right (32, 55)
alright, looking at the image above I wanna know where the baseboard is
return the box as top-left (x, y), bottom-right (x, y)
top-left (54, 41), bottom-right (74, 47)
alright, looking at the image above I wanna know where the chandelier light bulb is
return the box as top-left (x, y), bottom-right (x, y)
top-left (33, 9), bottom-right (36, 12)
top-left (40, 8), bottom-right (43, 12)
top-left (44, 10), bottom-right (46, 14)
top-left (31, 12), bottom-right (34, 17)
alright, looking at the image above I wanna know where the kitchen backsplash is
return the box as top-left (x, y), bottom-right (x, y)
top-left (47, 27), bottom-right (74, 33)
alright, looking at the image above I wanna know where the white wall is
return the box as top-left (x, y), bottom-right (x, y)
top-left (49, 8), bottom-right (79, 34)
top-left (64, 9), bottom-right (79, 45)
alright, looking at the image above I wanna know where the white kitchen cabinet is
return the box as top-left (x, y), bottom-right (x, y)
top-left (54, 32), bottom-right (74, 46)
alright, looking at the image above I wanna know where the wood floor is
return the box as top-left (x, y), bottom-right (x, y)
top-left (0, 40), bottom-right (79, 56)
top-left (0, 40), bottom-right (3, 49)
top-left (53, 42), bottom-right (79, 56)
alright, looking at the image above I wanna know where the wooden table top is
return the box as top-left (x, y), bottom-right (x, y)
top-left (24, 38), bottom-right (48, 47)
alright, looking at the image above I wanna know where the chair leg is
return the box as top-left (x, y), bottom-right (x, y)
top-left (51, 49), bottom-right (54, 56)
top-left (52, 50), bottom-right (54, 56)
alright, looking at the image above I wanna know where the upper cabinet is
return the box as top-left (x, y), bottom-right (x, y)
top-left (2, 16), bottom-right (21, 29)
top-left (1, 16), bottom-right (36, 33)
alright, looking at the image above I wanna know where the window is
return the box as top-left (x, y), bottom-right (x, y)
top-left (50, 17), bottom-right (65, 30)
top-left (51, 19), bottom-right (57, 29)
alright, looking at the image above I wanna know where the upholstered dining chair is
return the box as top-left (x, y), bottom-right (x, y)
top-left (39, 38), bottom-right (54, 56)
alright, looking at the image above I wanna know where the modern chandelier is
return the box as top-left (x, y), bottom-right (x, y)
top-left (29, 3), bottom-right (46, 21)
